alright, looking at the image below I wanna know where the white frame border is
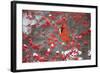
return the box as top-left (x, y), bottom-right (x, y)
top-left (16, 3), bottom-right (96, 70)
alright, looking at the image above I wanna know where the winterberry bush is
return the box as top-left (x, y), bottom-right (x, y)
top-left (22, 10), bottom-right (91, 63)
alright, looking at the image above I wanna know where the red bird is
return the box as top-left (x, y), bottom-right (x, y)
top-left (59, 21), bottom-right (70, 43)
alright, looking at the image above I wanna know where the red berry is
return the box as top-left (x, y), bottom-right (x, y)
top-left (84, 41), bottom-right (88, 45)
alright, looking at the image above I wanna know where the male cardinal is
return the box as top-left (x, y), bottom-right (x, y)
top-left (59, 19), bottom-right (70, 43)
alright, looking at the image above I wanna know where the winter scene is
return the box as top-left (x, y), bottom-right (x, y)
top-left (22, 10), bottom-right (91, 63)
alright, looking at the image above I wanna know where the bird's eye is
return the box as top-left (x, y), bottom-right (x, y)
top-left (61, 27), bottom-right (63, 33)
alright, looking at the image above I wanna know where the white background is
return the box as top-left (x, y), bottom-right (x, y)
top-left (0, 0), bottom-right (99, 73)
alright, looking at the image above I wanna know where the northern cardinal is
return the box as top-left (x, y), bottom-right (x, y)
top-left (59, 22), bottom-right (70, 43)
